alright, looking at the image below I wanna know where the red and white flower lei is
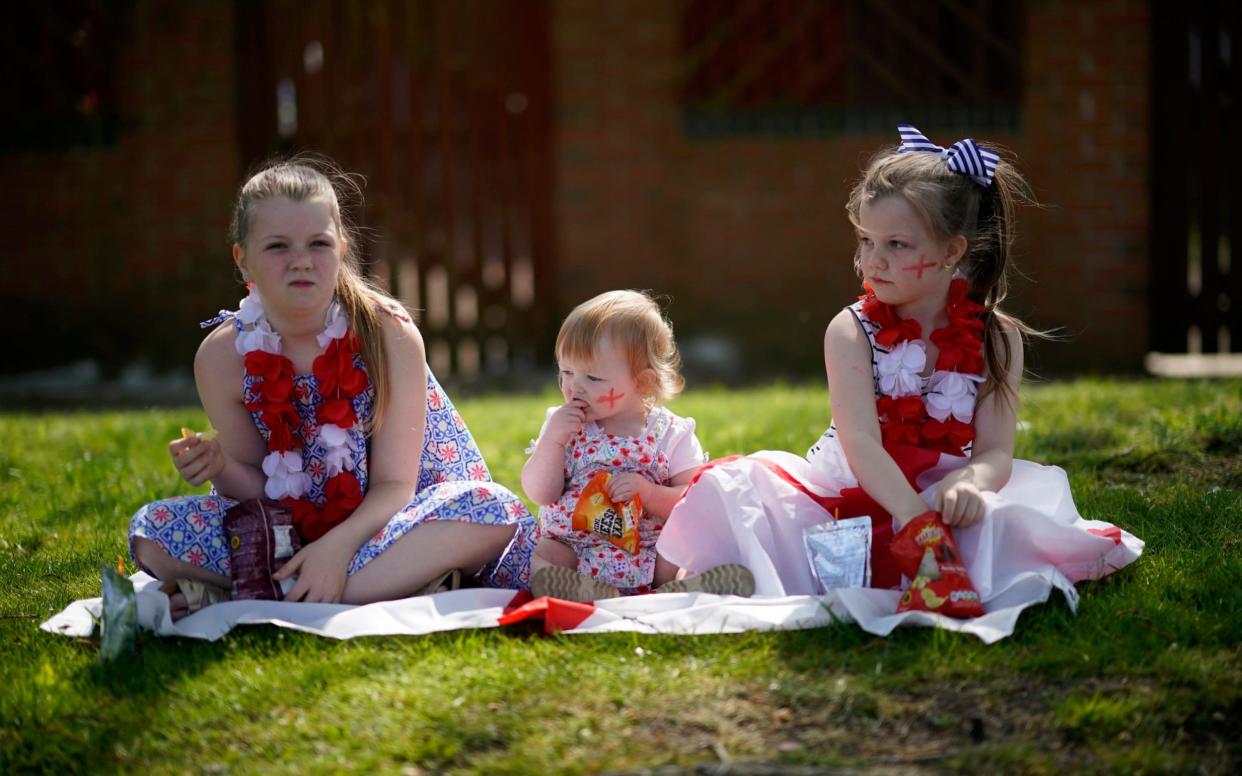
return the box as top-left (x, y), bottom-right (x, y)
top-left (861, 276), bottom-right (987, 455)
top-left (236, 286), bottom-right (366, 541)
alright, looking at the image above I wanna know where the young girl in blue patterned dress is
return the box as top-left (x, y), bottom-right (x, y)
top-left (522, 290), bottom-right (754, 602)
top-left (129, 157), bottom-right (535, 618)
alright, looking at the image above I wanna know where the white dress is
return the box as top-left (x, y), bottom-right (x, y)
top-left (656, 300), bottom-right (1142, 629)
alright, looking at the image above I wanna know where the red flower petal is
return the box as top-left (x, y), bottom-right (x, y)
top-left (339, 367), bottom-right (368, 397)
top-left (318, 398), bottom-right (356, 429)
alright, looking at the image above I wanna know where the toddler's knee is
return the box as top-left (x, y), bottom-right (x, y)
top-left (534, 537), bottom-right (577, 567)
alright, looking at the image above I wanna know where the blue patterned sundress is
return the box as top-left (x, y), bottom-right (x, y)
top-left (128, 313), bottom-right (536, 590)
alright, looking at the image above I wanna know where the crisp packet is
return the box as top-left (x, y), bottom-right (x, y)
top-left (223, 498), bottom-right (302, 600)
top-left (100, 564), bottom-right (137, 662)
top-left (890, 510), bottom-right (985, 618)
top-left (803, 515), bottom-right (872, 592)
top-left (570, 471), bottom-right (642, 555)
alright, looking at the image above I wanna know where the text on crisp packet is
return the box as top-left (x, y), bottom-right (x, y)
top-left (570, 471), bottom-right (642, 555)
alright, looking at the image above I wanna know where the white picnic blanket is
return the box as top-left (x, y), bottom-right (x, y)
top-left (39, 523), bottom-right (1143, 645)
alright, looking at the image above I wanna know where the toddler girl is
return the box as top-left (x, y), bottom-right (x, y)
top-left (522, 290), bottom-right (753, 602)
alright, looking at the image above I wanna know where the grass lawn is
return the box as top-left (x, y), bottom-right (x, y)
top-left (1, 378), bottom-right (1239, 774)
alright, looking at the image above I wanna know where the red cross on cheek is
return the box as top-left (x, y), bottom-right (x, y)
top-left (902, 255), bottom-right (939, 279)
top-left (597, 388), bottom-right (625, 409)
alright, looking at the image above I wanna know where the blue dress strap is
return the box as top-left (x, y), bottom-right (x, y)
top-left (200, 309), bottom-right (238, 329)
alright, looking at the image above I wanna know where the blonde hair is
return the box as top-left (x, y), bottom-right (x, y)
top-left (230, 154), bottom-right (409, 427)
top-left (556, 290), bottom-right (685, 406)
top-left (845, 145), bottom-right (1044, 407)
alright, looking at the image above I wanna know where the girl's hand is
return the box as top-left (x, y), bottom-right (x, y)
top-left (936, 475), bottom-right (987, 529)
top-left (169, 433), bottom-right (225, 486)
top-left (546, 399), bottom-right (588, 446)
top-left (273, 534), bottom-right (354, 604)
top-left (607, 472), bottom-right (650, 504)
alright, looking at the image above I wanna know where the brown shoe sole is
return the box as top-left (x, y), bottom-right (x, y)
top-left (656, 564), bottom-right (755, 597)
top-left (530, 566), bottom-right (621, 603)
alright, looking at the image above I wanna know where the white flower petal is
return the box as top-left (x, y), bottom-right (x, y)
top-left (925, 392), bottom-right (952, 422)
top-left (877, 341), bottom-right (926, 398)
top-left (261, 451), bottom-right (283, 478)
top-left (925, 370), bottom-right (980, 422)
top-left (324, 448), bottom-right (355, 477)
top-left (235, 321), bottom-right (282, 356)
top-left (263, 476), bottom-right (287, 500)
top-left (317, 303), bottom-right (348, 347)
top-left (280, 451), bottom-right (304, 472)
top-left (237, 289), bottom-right (265, 325)
top-left (286, 472), bottom-right (311, 499)
top-left (319, 423), bottom-right (349, 447)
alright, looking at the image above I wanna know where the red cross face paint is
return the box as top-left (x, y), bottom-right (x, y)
top-left (902, 255), bottom-right (939, 280)
top-left (596, 388), bottom-right (625, 410)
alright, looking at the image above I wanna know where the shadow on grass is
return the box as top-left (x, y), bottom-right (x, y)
top-left (3, 625), bottom-right (299, 770)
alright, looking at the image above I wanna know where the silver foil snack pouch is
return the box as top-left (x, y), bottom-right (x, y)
top-left (803, 515), bottom-right (873, 592)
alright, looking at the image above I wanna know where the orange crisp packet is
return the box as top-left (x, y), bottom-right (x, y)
top-left (571, 471), bottom-right (642, 555)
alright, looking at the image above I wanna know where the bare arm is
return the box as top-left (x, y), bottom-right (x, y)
top-left (610, 468), bottom-right (697, 520)
top-left (824, 309), bottom-right (929, 528)
top-left (521, 401), bottom-right (586, 506)
top-left (182, 324), bottom-right (268, 499)
top-left (934, 323), bottom-right (1023, 526)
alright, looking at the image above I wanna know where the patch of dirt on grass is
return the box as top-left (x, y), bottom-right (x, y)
top-left (1094, 448), bottom-right (1242, 489)
top-left (616, 675), bottom-right (1239, 775)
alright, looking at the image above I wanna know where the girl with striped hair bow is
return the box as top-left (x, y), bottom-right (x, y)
top-left (655, 126), bottom-right (1142, 625)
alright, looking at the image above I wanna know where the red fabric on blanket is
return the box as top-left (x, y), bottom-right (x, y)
top-left (497, 591), bottom-right (597, 634)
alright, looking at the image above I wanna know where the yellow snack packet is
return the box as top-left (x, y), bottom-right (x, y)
top-left (571, 471), bottom-right (642, 555)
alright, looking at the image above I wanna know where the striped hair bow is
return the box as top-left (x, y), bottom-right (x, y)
top-left (896, 124), bottom-right (999, 188)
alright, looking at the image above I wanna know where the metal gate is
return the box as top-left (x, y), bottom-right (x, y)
top-left (234, 0), bottom-right (556, 383)
top-left (1151, 2), bottom-right (1240, 358)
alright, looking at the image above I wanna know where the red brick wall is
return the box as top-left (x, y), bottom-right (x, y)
top-left (1019, 0), bottom-right (1150, 372)
top-left (1, 1), bottom-right (1151, 380)
top-left (551, 0), bottom-right (1151, 376)
top-left (1, 1), bottom-right (241, 374)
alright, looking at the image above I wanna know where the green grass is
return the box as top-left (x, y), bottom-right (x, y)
top-left (1, 378), bottom-right (1239, 774)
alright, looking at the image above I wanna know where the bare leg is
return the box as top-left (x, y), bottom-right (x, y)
top-left (530, 536), bottom-right (579, 575)
top-left (134, 538), bottom-right (232, 621)
top-left (652, 552), bottom-right (685, 587)
top-left (133, 537), bottom-right (230, 588)
top-left (341, 521), bottom-right (516, 604)
top-left (528, 538), bottom-right (620, 602)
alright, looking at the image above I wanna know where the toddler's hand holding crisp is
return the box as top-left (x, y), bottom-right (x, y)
top-left (170, 427), bottom-right (224, 487)
top-left (936, 473), bottom-right (987, 528)
top-left (606, 472), bottom-right (649, 505)
top-left (546, 399), bottom-right (588, 446)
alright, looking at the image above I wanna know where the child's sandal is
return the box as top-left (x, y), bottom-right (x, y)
top-left (656, 564), bottom-right (756, 597)
top-left (415, 568), bottom-right (463, 596)
top-left (530, 566), bottom-right (621, 603)
top-left (159, 579), bottom-right (231, 616)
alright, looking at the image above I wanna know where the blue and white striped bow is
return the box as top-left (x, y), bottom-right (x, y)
top-left (897, 124), bottom-right (999, 188)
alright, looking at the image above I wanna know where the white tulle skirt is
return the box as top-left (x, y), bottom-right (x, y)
top-left (656, 440), bottom-right (1143, 633)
